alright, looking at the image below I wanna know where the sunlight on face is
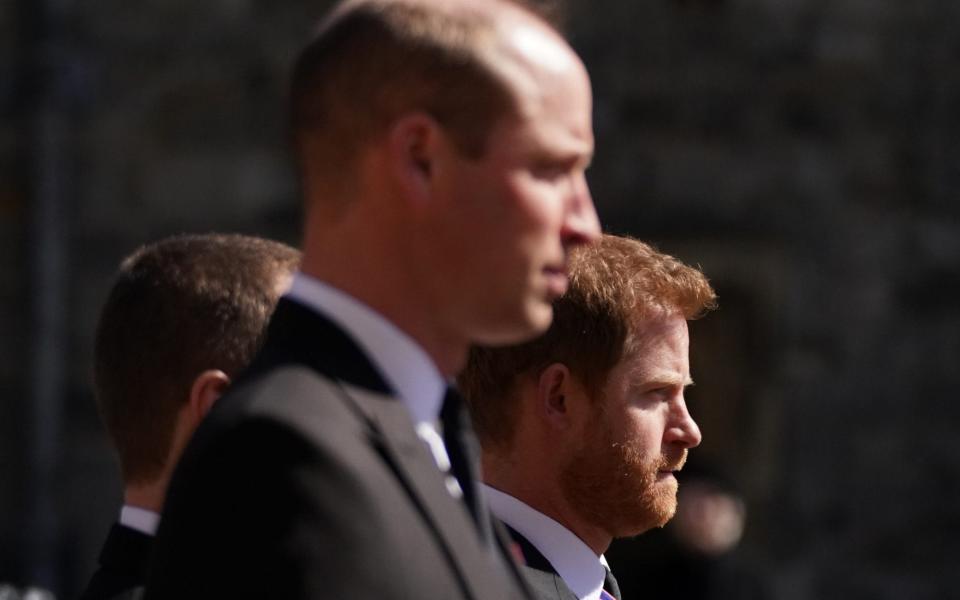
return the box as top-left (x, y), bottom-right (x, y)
top-left (560, 314), bottom-right (701, 538)
top-left (507, 22), bottom-right (579, 75)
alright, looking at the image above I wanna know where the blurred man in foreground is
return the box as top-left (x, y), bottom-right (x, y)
top-left (79, 233), bottom-right (299, 600)
top-left (146, 0), bottom-right (600, 598)
top-left (460, 234), bottom-right (716, 600)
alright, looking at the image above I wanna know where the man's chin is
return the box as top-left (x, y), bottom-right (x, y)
top-left (652, 502), bottom-right (678, 529)
top-left (471, 304), bottom-right (553, 347)
top-left (525, 300), bottom-right (554, 335)
top-left (610, 484), bottom-right (680, 537)
top-left (504, 303), bottom-right (553, 341)
top-left (612, 502), bottom-right (678, 538)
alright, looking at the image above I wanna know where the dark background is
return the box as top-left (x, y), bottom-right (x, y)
top-left (2, 0), bottom-right (959, 598)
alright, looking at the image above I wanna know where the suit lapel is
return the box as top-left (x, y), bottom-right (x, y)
top-left (258, 300), bottom-right (512, 599)
top-left (493, 518), bottom-right (540, 598)
top-left (344, 382), bottom-right (504, 600)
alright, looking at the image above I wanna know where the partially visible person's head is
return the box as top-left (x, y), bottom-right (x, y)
top-left (93, 234), bottom-right (300, 487)
top-left (670, 464), bottom-right (747, 557)
top-left (292, 0), bottom-right (600, 371)
top-left (460, 234), bottom-right (717, 547)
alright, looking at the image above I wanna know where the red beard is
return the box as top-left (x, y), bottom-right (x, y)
top-left (559, 411), bottom-right (688, 539)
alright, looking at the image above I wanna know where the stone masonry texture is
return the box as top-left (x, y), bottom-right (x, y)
top-left (2, 0), bottom-right (959, 597)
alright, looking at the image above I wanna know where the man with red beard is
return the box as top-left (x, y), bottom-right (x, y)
top-left (459, 233), bottom-right (717, 600)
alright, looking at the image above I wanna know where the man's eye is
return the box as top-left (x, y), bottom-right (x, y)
top-left (532, 164), bottom-right (568, 180)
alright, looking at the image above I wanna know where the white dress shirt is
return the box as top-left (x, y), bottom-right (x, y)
top-left (284, 273), bottom-right (453, 472)
top-left (483, 484), bottom-right (610, 600)
top-left (119, 505), bottom-right (160, 536)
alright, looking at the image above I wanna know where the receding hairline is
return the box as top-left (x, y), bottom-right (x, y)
top-left (322, 0), bottom-right (555, 29)
top-left (291, 0), bottom-right (585, 215)
top-left (303, 0), bottom-right (579, 134)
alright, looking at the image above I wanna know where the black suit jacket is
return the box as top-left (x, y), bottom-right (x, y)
top-left (79, 523), bottom-right (151, 600)
top-left (506, 526), bottom-right (621, 600)
top-left (145, 299), bottom-right (531, 600)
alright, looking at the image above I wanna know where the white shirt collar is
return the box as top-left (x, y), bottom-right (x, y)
top-left (119, 505), bottom-right (160, 536)
top-left (483, 484), bottom-right (608, 600)
top-left (284, 272), bottom-right (446, 426)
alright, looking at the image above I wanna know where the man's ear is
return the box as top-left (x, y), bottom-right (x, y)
top-left (187, 369), bottom-right (231, 424)
top-left (387, 111), bottom-right (444, 206)
top-left (538, 363), bottom-right (580, 431)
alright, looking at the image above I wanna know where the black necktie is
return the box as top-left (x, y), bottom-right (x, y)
top-left (440, 386), bottom-right (492, 544)
top-left (603, 565), bottom-right (622, 600)
top-left (442, 388), bottom-right (544, 599)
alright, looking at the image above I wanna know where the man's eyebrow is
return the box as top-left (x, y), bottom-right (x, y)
top-left (534, 147), bottom-right (592, 168)
top-left (630, 369), bottom-right (691, 388)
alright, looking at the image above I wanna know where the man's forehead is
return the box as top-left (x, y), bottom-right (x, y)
top-left (630, 312), bottom-right (690, 341)
top-left (620, 316), bottom-right (691, 377)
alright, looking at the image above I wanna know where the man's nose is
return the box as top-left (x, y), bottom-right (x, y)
top-left (562, 175), bottom-right (601, 245)
top-left (666, 396), bottom-right (702, 449)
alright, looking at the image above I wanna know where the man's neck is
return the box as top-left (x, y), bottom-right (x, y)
top-left (299, 245), bottom-right (468, 377)
top-left (123, 479), bottom-right (166, 514)
top-left (483, 483), bottom-right (613, 600)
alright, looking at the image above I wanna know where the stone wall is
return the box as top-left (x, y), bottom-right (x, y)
top-left (571, 1), bottom-right (960, 597)
top-left (2, 0), bottom-right (958, 597)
